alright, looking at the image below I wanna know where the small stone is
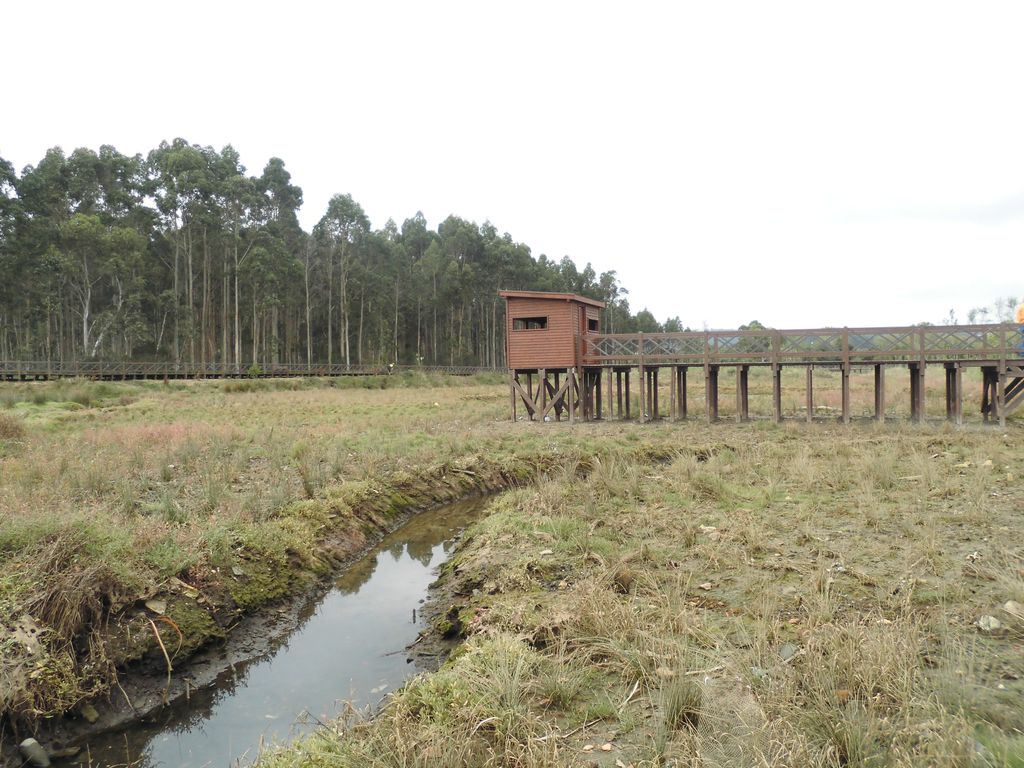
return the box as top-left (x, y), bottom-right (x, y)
top-left (601, 743), bottom-right (614, 752)
top-left (539, 549), bottom-right (554, 556)
top-left (977, 615), bottom-right (1002, 632)
top-left (779, 643), bottom-right (798, 661)
top-left (144, 599), bottom-right (166, 615)
top-left (1003, 600), bottom-right (1023, 617)
top-left (19, 738), bottom-right (51, 767)
top-left (232, 566), bottom-right (247, 577)
top-left (699, 525), bottom-right (718, 534)
top-left (982, 459), bottom-right (993, 468)
top-left (582, 744), bottom-right (595, 752)
top-left (698, 582), bottom-right (713, 591)
top-left (79, 703), bottom-right (99, 724)
top-left (788, 617), bottom-right (800, 625)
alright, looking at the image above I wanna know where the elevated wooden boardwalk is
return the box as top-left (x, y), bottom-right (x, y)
top-left (509, 324), bottom-right (1024, 427)
top-left (0, 361), bottom-right (492, 381)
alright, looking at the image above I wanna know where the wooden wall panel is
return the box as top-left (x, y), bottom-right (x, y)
top-left (506, 298), bottom-right (580, 369)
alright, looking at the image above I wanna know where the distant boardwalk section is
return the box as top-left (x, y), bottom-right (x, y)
top-left (0, 362), bottom-right (491, 381)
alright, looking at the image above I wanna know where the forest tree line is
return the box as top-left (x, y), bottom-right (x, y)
top-left (0, 140), bottom-right (680, 370)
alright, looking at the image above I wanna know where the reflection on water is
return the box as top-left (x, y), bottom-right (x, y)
top-left (74, 497), bottom-right (489, 768)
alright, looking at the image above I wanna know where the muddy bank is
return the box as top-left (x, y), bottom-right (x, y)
top-left (4, 452), bottom-right (569, 760)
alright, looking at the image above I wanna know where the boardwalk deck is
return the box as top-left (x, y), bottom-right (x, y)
top-left (508, 322), bottom-right (1024, 427)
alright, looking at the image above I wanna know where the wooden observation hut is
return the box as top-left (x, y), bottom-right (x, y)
top-left (501, 290), bottom-right (604, 422)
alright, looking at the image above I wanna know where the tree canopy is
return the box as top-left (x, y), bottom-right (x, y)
top-left (0, 140), bottom-right (677, 368)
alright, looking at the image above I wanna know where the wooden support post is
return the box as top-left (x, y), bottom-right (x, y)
top-left (553, 372), bottom-right (562, 421)
top-left (625, 369), bottom-right (631, 419)
top-left (954, 364), bottom-right (963, 426)
top-left (841, 364), bottom-right (851, 424)
top-left (806, 366), bottom-right (814, 422)
top-left (596, 369), bottom-right (603, 420)
top-left (706, 365), bottom-right (719, 423)
top-left (944, 365), bottom-right (954, 422)
top-left (981, 367), bottom-right (992, 422)
top-left (998, 366), bottom-right (1007, 428)
top-left (679, 366), bottom-right (688, 419)
top-left (908, 363), bottom-right (926, 423)
top-left (771, 364), bottom-right (782, 423)
top-left (539, 369), bottom-right (547, 421)
top-left (526, 372), bottom-right (534, 421)
top-left (607, 367), bottom-right (614, 419)
top-left (874, 364), bottom-right (885, 422)
top-left (568, 369), bottom-right (576, 423)
top-left (510, 372), bottom-right (517, 422)
top-left (616, 370), bottom-right (623, 417)
top-left (639, 363), bottom-right (647, 423)
top-left (652, 368), bottom-right (660, 419)
top-left (736, 365), bottom-right (749, 422)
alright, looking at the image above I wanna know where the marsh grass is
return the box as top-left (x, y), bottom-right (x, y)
top-left (260, 416), bottom-right (1024, 768)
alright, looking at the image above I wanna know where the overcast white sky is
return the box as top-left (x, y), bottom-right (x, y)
top-left (4, 1), bottom-right (1022, 329)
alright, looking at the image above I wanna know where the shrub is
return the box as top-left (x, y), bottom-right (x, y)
top-left (0, 412), bottom-right (25, 440)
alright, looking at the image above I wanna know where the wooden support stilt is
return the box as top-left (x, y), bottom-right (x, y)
top-left (616, 369), bottom-right (623, 418)
top-left (679, 366), bottom-right (688, 419)
top-left (806, 366), bottom-right (814, 422)
top-left (944, 365), bottom-right (954, 422)
top-left (981, 367), bottom-right (992, 422)
top-left (841, 364), bottom-right (851, 424)
top-left (998, 366), bottom-right (1007, 428)
top-left (606, 367), bottom-right (613, 419)
top-left (625, 369), bottom-right (631, 419)
top-left (706, 365), bottom-right (719, 423)
top-left (568, 369), bottom-right (576, 423)
top-left (874, 364), bottom-right (885, 422)
top-left (954, 364), bottom-right (963, 426)
top-left (908, 363), bottom-right (926, 423)
top-left (509, 372), bottom-right (517, 422)
top-left (539, 369), bottom-right (547, 421)
top-left (554, 372), bottom-right (562, 421)
top-left (526, 372), bottom-right (534, 421)
top-left (652, 368), bottom-right (660, 419)
top-left (736, 365), bottom-right (749, 422)
top-left (596, 369), bottom-right (603, 420)
top-left (639, 364), bottom-right (647, 423)
top-left (771, 364), bottom-right (782, 423)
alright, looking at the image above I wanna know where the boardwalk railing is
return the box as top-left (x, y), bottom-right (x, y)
top-left (583, 324), bottom-right (1023, 367)
top-left (0, 361), bottom-right (497, 380)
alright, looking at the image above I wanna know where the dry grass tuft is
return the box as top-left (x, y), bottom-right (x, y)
top-left (0, 411), bottom-right (25, 440)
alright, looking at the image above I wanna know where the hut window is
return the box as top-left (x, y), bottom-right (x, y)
top-left (513, 316), bottom-right (547, 330)
top-left (588, 318), bottom-right (599, 331)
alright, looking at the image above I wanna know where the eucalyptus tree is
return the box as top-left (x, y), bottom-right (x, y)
top-left (316, 194), bottom-right (369, 367)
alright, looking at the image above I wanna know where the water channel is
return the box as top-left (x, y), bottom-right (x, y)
top-left (69, 496), bottom-right (490, 767)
